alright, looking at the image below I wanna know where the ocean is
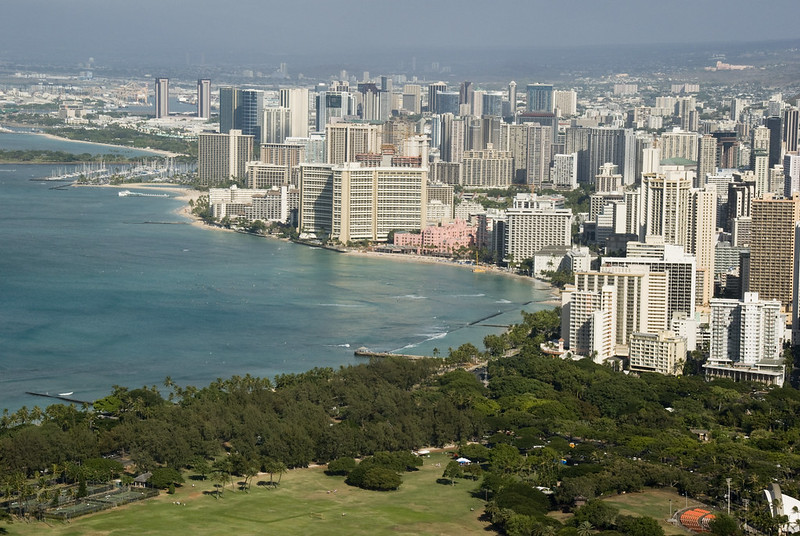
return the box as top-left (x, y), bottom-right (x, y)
top-left (0, 134), bottom-right (555, 412)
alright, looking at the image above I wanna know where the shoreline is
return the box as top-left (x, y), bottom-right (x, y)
top-left (76, 182), bottom-right (564, 303)
top-left (0, 125), bottom-right (181, 158)
top-left (36, 131), bottom-right (181, 158)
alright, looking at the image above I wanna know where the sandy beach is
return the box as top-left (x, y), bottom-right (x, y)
top-left (345, 249), bottom-right (561, 301)
top-left (78, 182), bottom-right (562, 302)
top-left (36, 131), bottom-right (181, 158)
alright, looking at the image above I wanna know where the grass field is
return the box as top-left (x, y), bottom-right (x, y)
top-left (3, 452), bottom-right (489, 536)
top-left (601, 487), bottom-right (709, 535)
top-left (546, 487), bottom-right (707, 535)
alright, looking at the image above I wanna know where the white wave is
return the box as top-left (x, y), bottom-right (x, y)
top-left (495, 299), bottom-right (512, 304)
top-left (318, 303), bottom-right (364, 308)
top-left (455, 293), bottom-right (485, 298)
top-left (394, 294), bottom-right (427, 300)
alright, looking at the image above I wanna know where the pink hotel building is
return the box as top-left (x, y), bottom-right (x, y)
top-left (394, 219), bottom-right (476, 256)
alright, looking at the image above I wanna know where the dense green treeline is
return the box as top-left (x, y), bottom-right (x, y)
top-left (2, 309), bottom-right (799, 534)
top-left (46, 126), bottom-right (197, 158)
top-left (0, 149), bottom-right (135, 163)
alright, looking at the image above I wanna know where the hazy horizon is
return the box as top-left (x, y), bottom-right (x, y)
top-left (2, 0), bottom-right (799, 69)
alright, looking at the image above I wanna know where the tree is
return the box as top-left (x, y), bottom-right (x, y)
top-left (263, 458), bottom-right (287, 488)
top-left (359, 467), bottom-right (402, 491)
top-left (576, 520), bottom-right (593, 536)
top-left (148, 467), bottom-right (184, 490)
top-left (708, 513), bottom-right (742, 536)
top-left (614, 515), bottom-right (664, 536)
top-left (443, 460), bottom-right (463, 486)
top-left (326, 457), bottom-right (357, 476)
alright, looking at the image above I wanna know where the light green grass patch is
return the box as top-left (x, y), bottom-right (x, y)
top-left (5, 452), bottom-right (488, 536)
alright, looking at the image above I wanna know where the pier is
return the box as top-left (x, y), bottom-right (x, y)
top-left (25, 392), bottom-right (94, 405)
top-left (354, 348), bottom-right (430, 360)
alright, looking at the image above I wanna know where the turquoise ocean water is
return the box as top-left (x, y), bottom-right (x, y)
top-left (0, 133), bottom-right (554, 412)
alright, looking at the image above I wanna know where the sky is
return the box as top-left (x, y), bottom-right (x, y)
top-left (1, 0), bottom-right (799, 66)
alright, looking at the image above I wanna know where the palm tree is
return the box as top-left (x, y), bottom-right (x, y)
top-left (577, 520), bottom-right (594, 536)
top-left (263, 458), bottom-right (287, 488)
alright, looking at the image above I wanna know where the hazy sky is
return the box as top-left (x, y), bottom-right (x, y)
top-left (2, 0), bottom-right (799, 65)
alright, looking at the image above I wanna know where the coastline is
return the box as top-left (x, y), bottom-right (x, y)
top-left (75, 182), bottom-right (564, 303)
top-left (4, 127), bottom-right (181, 158)
top-left (38, 131), bottom-right (181, 158)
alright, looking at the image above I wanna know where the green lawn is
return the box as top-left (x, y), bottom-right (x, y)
top-left (4, 453), bottom-right (489, 536)
top-left (601, 487), bottom-right (709, 535)
top-left (547, 487), bottom-right (707, 535)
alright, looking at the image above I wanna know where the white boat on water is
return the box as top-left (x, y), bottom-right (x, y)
top-left (119, 190), bottom-right (169, 198)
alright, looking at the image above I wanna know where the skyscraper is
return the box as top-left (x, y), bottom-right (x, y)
top-left (239, 89), bottom-right (264, 141)
top-left (198, 129), bottom-right (254, 187)
top-left (427, 82), bottom-right (447, 114)
top-left (219, 87), bottom-right (241, 134)
top-left (197, 79), bottom-right (211, 119)
top-left (749, 194), bottom-right (800, 313)
top-left (766, 116), bottom-right (784, 168)
top-left (526, 84), bottom-right (553, 113)
top-left (459, 81), bottom-right (474, 107)
top-left (697, 134), bottom-right (717, 185)
top-left (154, 78), bottom-right (169, 118)
top-left (784, 108), bottom-right (799, 154)
top-left (588, 127), bottom-right (636, 185)
top-left (315, 91), bottom-right (355, 132)
top-left (280, 88), bottom-right (310, 138)
top-left (508, 81), bottom-right (517, 114)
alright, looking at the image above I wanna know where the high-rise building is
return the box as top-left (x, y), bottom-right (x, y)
top-left (605, 239), bottom-right (697, 324)
top-left (552, 89), bottom-right (577, 117)
top-left (660, 130), bottom-right (699, 162)
top-left (239, 89), bottom-right (265, 141)
top-left (482, 92), bottom-right (504, 118)
top-left (505, 193), bottom-right (572, 261)
top-left (508, 81), bottom-right (517, 114)
top-left (219, 86), bottom-right (241, 134)
top-left (261, 107), bottom-right (291, 144)
top-left (331, 163), bottom-right (427, 243)
top-left (197, 79), bottom-right (211, 119)
top-left (325, 122), bottom-right (382, 165)
top-left (766, 116), bottom-right (784, 168)
top-left (749, 194), bottom-right (800, 313)
top-left (298, 163), bottom-right (335, 237)
top-left (704, 292), bottom-right (785, 386)
top-left (198, 129), bottom-right (254, 186)
top-left (402, 84), bottom-right (422, 114)
top-left (784, 108), bottom-right (799, 154)
top-left (279, 88), bottom-right (310, 138)
top-left (697, 134), bottom-right (717, 184)
top-left (427, 82), bottom-right (447, 113)
top-left (565, 127), bottom-right (591, 182)
top-left (641, 172), bottom-right (716, 306)
top-left (564, 265), bottom-right (667, 361)
top-left (459, 81), bottom-right (474, 107)
top-left (154, 78), bottom-right (169, 118)
top-left (595, 163), bottom-right (623, 193)
top-left (629, 331), bottom-right (686, 375)
top-left (461, 147), bottom-right (514, 188)
top-left (588, 127), bottom-right (636, 186)
top-left (752, 126), bottom-right (771, 195)
top-left (436, 91), bottom-right (460, 116)
top-left (784, 153), bottom-right (800, 198)
top-left (315, 91), bottom-right (356, 132)
top-left (526, 84), bottom-right (553, 113)
top-left (551, 153), bottom-right (578, 190)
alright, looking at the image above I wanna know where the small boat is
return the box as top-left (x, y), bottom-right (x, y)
top-left (58, 392), bottom-right (73, 396)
